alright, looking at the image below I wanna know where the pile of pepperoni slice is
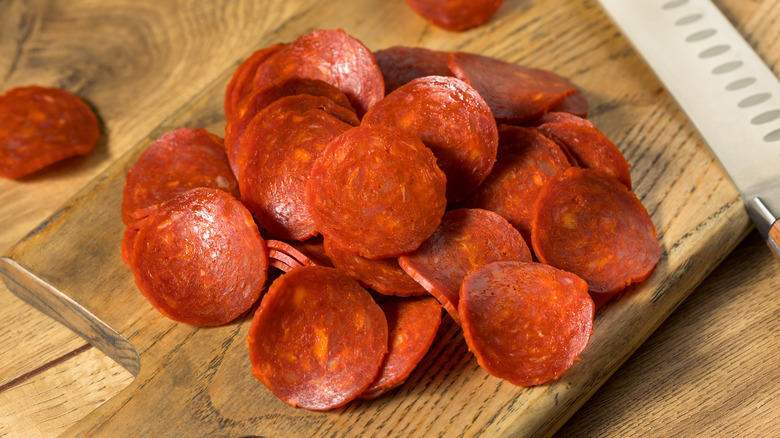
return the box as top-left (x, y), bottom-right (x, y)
top-left (121, 28), bottom-right (660, 411)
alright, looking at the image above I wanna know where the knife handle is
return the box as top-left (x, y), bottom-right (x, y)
top-left (747, 198), bottom-right (780, 264)
top-left (769, 221), bottom-right (780, 264)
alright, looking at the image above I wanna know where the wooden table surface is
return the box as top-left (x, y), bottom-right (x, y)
top-left (0, 0), bottom-right (777, 436)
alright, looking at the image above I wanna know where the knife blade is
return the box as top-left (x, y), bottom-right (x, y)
top-left (594, 0), bottom-right (780, 262)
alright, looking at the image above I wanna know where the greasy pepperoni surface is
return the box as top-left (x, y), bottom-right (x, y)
top-left (363, 76), bottom-right (498, 203)
top-left (237, 98), bottom-right (354, 241)
top-left (448, 52), bottom-right (577, 123)
top-left (459, 261), bottom-right (594, 386)
top-left (130, 188), bottom-right (268, 326)
top-left (405, 0), bottom-right (504, 31)
top-left (224, 43), bottom-right (287, 121)
top-left (537, 120), bottom-right (632, 189)
top-left (121, 128), bottom-right (239, 227)
top-left (324, 236), bottom-right (428, 297)
top-left (253, 29), bottom-right (384, 116)
top-left (0, 86), bottom-right (99, 179)
top-left (460, 126), bottom-right (570, 245)
top-left (306, 125), bottom-right (447, 259)
top-left (247, 266), bottom-right (388, 410)
top-left (373, 46), bottom-right (452, 93)
top-left (532, 168), bottom-right (659, 294)
top-left (398, 208), bottom-right (532, 323)
top-left (361, 295), bottom-right (441, 399)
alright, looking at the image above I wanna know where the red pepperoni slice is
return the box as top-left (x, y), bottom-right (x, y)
top-left (373, 46), bottom-right (452, 93)
top-left (121, 128), bottom-right (239, 227)
top-left (323, 236), bottom-right (428, 297)
top-left (531, 111), bottom-right (595, 128)
top-left (229, 93), bottom-right (359, 179)
top-left (360, 295), bottom-right (442, 399)
top-left (306, 125), bottom-right (447, 259)
top-left (268, 249), bottom-right (306, 271)
top-left (363, 76), bottom-right (498, 203)
top-left (280, 236), bottom-right (334, 268)
top-left (253, 29), bottom-right (384, 116)
top-left (224, 43), bottom-right (288, 121)
top-left (247, 266), bottom-right (388, 411)
top-left (398, 208), bottom-right (532, 323)
top-left (269, 259), bottom-right (296, 273)
top-left (537, 120), bottom-right (632, 189)
top-left (130, 188), bottom-right (268, 326)
top-left (121, 227), bottom-right (138, 267)
top-left (237, 97), bottom-right (354, 241)
top-left (266, 239), bottom-right (317, 267)
top-left (0, 86), bottom-right (99, 179)
top-left (460, 126), bottom-right (571, 245)
top-left (532, 168), bottom-right (660, 295)
top-left (459, 261), bottom-right (594, 386)
top-left (447, 52), bottom-right (578, 124)
top-left (405, 0), bottom-right (504, 31)
top-left (548, 91), bottom-right (589, 118)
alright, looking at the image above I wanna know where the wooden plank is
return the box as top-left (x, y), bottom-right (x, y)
top-left (0, 0), bottom-right (774, 436)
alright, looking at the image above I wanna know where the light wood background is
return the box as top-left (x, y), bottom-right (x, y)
top-left (0, 0), bottom-right (778, 436)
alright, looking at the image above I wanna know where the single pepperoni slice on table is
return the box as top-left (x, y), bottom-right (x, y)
top-left (129, 188), bottom-right (268, 326)
top-left (247, 266), bottom-right (388, 410)
top-left (459, 261), bottom-right (594, 386)
top-left (323, 236), bottom-right (428, 297)
top-left (460, 126), bottom-right (571, 246)
top-left (0, 85), bottom-right (99, 179)
top-left (363, 75), bottom-right (498, 203)
top-left (360, 295), bottom-right (442, 399)
top-left (532, 167), bottom-right (660, 295)
top-left (405, 0), bottom-right (504, 31)
top-left (399, 208), bottom-right (532, 323)
top-left (447, 51), bottom-right (578, 124)
top-left (306, 125), bottom-right (447, 259)
top-left (253, 29), bottom-right (384, 117)
top-left (121, 127), bottom-right (238, 227)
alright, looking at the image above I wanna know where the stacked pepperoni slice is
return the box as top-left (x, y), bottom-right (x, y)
top-left (121, 28), bottom-right (660, 411)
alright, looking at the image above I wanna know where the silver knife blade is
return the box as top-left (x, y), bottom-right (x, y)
top-left (594, 0), bottom-right (780, 260)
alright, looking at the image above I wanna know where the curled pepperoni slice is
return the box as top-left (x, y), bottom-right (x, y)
top-left (460, 126), bottom-right (571, 246)
top-left (224, 43), bottom-right (287, 121)
top-left (323, 236), bottom-right (427, 297)
top-left (537, 120), bottom-right (632, 189)
top-left (121, 128), bottom-right (238, 227)
top-left (405, 0), bottom-right (504, 31)
top-left (398, 208), bottom-right (532, 323)
top-left (373, 46), bottom-right (452, 93)
top-left (459, 261), bottom-right (594, 386)
top-left (361, 295), bottom-right (441, 399)
top-left (237, 97), bottom-right (354, 241)
top-left (130, 188), bottom-right (268, 326)
top-left (363, 76), bottom-right (498, 203)
top-left (0, 86), bottom-right (99, 179)
top-left (306, 125), bottom-right (447, 259)
top-left (448, 52), bottom-right (578, 124)
top-left (532, 168), bottom-right (660, 295)
top-left (247, 266), bottom-right (388, 410)
top-left (253, 29), bottom-right (384, 116)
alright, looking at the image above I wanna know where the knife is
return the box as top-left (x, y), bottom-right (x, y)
top-left (594, 0), bottom-right (780, 262)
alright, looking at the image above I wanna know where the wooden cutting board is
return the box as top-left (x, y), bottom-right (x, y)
top-left (0, 0), bottom-right (755, 436)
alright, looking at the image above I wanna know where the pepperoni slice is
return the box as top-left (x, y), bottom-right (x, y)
top-left (447, 52), bottom-right (578, 124)
top-left (460, 126), bottom-right (571, 246)
top-left (237, 97), bottom-right (354, 241)
top-left (253, 29), bottom-right (384, 116)
top-left (532, 168), bottom-right (660, 295)
top-left (363, 76), bottom-right (497, 203)
top-left (373, 46), bottom-right (452, 93)
top-left (129, 188), bottom-right (268, 326)
top-left (0, 86), bottom-right (99, 179)
top-left (229, 93), bottom-right (358, 179)
top-left (306, 125), bottom-right (447, 259)
top-left (281, 236), bottom-right (334, 268)
top-left (360, 295), bottom-right (442, 399)
top-left (323, 236), bottom-right (428, 297)
top-left (121, 227), bottom-right (138, 267)
top-left (459, 261), bottom-right (594, 386)
top-left (531, 111), bottom-right (595, 128)
top-left (405, 0), bottom-right (504, 31)
top-left (224, 43), bottom-right (287, 121)
top-left (398, 208), bottom-right (532, 323)
top-left (537, 120), bottom-right (632, 189)
top-left (121, 128), bottom-right (239, 227)
top-left (548, 91), bottom-right (589, 118)
top-left (266, 239), bottom-right (317, 267)
top-left (247, 266), bottom-right (388, 410)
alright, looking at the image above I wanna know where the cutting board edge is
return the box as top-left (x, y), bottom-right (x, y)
top-left (0, 256), bottom-right (140, 376)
